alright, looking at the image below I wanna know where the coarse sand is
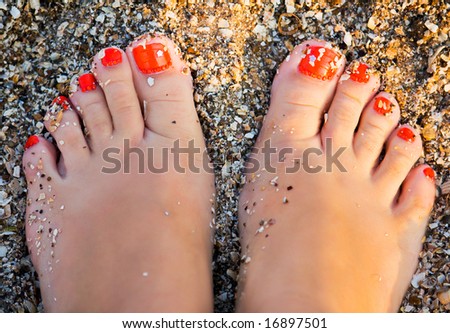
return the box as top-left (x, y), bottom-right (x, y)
top-left (0, 0), bottom-right (449, 312)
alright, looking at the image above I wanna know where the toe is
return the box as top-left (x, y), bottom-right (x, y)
top-left (322, 62), bottom-right (380, 147)
top-left (22, 135), bottom-right (60, 183)
top-left (126, 35), bottom-right (203, 141)
top-left (373, 125), bottom-right (423, 200)
top-left (394, 165), bottom-right (435, 226)
top-left (44, 97), bottom-right (90, 169)
top-left (91, 47), bottom-right (144, 141)
top-left (354, 92), bottom-right (400, 169)
top-left (265, 39), bottom-right (345, 142)
top-left (22, 136), bottom-right (61, 266)
top-left (70, 73), bottom-right (113, 147)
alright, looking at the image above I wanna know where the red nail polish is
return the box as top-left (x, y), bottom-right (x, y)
top-left (132, 42), bottom-right (172, 74)
top-left (100, 48), bottom-right (122, 67)
top-left (349, 62), bottom-right (370, 83)
top-left (298, 45), bottom-right (341, 80)
top-left (78, 73), bottom-right (96, 92)
top-left (52, 96), bottom-right (70, 110)
top-left (397, 127), bottom-right (415, 142)
top-left (374, 96), bottom-right (392, 115)
top-left (423, 167), bottom-right (435, 181)
top-left (25, 135), bottom-right (39, 149)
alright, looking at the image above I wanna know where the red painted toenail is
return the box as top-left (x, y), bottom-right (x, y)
top-left (423, 167), bottom-right (435, 181)
top-left (100, 48), bottom-right (122, 67)
top-left (25, 135), bottom-right (39, 149)
top-left (132, 42), bottom-right (171, 74)
top-left (349, 62), bottom-right (370, 83)
top-left (397, 127), bottom-right (415, 142)
top-left (298, 45), bottom-right (341, 80)
top-left (374, 96), bottom-right (392, 115)
top-left (78, 73), bottom-right (96, 92)
top-left (52, 96), bottom-right (70, 110)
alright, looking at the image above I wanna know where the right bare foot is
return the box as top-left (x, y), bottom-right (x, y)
top-left (237, 40), bottom-right (436, 312)
top-left (23, 36), bottom-right (215, 312)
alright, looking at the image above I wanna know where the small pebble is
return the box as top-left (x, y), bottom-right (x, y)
top-left (437, 289), bottom-right (450, 305)
top-left (343, 31), bottom-right (352, 46)
top-left (10, 6), bottom-right (20, 19)
top-left (0, 246), bottom-right (7, 258)
top-left (425, 20), bottom-right (439, 33)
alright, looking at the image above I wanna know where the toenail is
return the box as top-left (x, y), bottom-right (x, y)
top-left (397, 127), bottom-right (416, 142)
top-left (132, 42), bottom-right (172, 74)
top-left (298, 45), bottom-right (341, 80)
top-left (349, 62), bottom-right (370, 83)
top-left (25, 135), bottom-right (40, 149)
top-left (423, 167), bottom-right (435, 181)
top-left (52, 96), bottom-right (70, 110)
top-left (374, 96), bottom-right (392, 115)
top-left (99, 48), bottom-right (122, 67)
top-left (47, 96), bottom-right (68, 132)
top-left (78, 73), bottom-right (97, 92)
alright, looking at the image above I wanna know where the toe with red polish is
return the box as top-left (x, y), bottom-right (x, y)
top-left (397, 127), bottom-right (415, 142)
top-left (298, 45), bottom-right (342, 81)
top-left (132, 42), bottom-right (172, 74)
top-left (52, 96), bottom-right (70, 110)
top-left (25, 135), bottom-right (40, 150)
top-left (100, 48), bottom-right (123, 67)
top-left (349, 62), bottom-right (370, 83)
top-left (374, 96), bottom-right (393, 115)
top-left (78, 73), bottom-right (97, 92)
top-left (423, 167), bottom-right (435, 181)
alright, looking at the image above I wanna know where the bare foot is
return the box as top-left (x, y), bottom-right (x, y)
top-left (237, 40), bottom-right (435, 312)
top-left (23, 36), bottom-right (215, 312)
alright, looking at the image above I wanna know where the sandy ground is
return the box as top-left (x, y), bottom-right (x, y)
top-left (0, 0), bottom-right (449, 312)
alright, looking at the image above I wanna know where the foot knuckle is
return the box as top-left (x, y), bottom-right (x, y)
top-left (87, 119), bottom-right (111, 135)
top-left (56, 129), bottom-right (82, 146)
top-left (363, 121), bottom-right (387, 139)
top-left (82, 99), bottom-right (106, 112)
top-left (333, 107), bottom-right (357, 123)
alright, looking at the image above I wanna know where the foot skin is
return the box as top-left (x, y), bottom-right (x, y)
top-left (23, 36), bottom-right (215, 312)
top-left (237, 40), bottom-right (436, 312)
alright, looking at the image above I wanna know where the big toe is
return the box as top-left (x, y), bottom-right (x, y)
top-left (263, 39), bottom-right (345, 144)
top-left (126, 35), bottom-right (204, 142)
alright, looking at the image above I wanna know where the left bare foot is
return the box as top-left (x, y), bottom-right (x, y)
top-left (23, 35), bottom-right (215, 312)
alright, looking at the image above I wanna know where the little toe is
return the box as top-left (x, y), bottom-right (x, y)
top-left (22, 135), bottom-right (60, 184)
top-left (70, 73), bottom-right (113, 146)
top-left (265, 39), bottom-right (345, 142)
top-left (354, 92), bottom-right (400, 169)
top-left (22, 136), bottom-right (62, 266)
top-left (44, 97), bottom-right (90, 169)
top-left (374, 125), bottom-right (423, 200)
top-left (322, 62), bottom-right (380, 147)
top-left (394, 165), bottom-right (435, 228)
top-left (92, 47), bottom-right (144, 141)
top-left (126, 35), bottom-right (203, 141)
